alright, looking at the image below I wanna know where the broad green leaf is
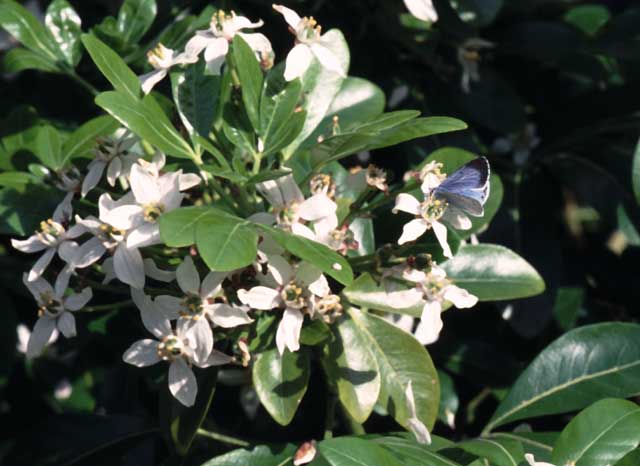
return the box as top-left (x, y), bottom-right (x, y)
top-left (232, 35), bottom-right (263, 131)
top-left (283, 29), bottom-right (349, 159)
top-left (81, 34), bottom-right (140, 100)
top-left (299, 318), bottom-right (331, 346)
top-left (616, 449), bottom-right (640, 466)
top-left (632, 136), bottom-right (640, 205)
top-left (457, 438), bottom-right (524, 466)
top-left (159, 206), bottom-right (217, 247)
top-left (117, 0), bottom-right (156, 44)
top-left (342, 273), bottom-right (423, 317)
top-left (0, 186), bottom-right (62, 235)
top-left (45, 0), bottom-right (82, 66)
top-left (95, 91), bottom-right (197, 161)
top-left (318, 437), bottom-right (404, 466)
top-left (255, 224), bottom-right (353, 286)
top-left (437, 370), bottom-right (458, 428)
top-left (347, 308), bottom-right (439, 430)
top-left (553, 286), bottom-right (584, 331)
top-left (442, 244), bottom-right (545, 301)
top-left (61, 115), bottom-right (119, 162)
top-left (373, 435), bottom-right (461, 466)
top-left (302, 76), bottom-right (385, 149)
top-left (0, 171), bottom-right (40, 190)
top-left (553, 399), bottom-right (640, 466)
top-left (0, 0), bottom-right (60, 61)
top-left (564, 4), bottom-right (610, 37)
top-left (488, 432), bottom-right (557, 463)
top-left (3, 47), bottom-right (58, 73)
top-left (201, 444), bottom-right (297, 466)
top-left (171, 59), bottom-right (219, 138)
top-left (160, 368), bottom-right (217, 457)
top-left (259, 74), bottom-right (303, 156)
top-left (322, 313), bottom-right (381, 423)
top-left (485, 323), bottom-right (640, 433)
top-left (195, 212), bottom-right (258, 272)
top-left (252, 348), bottom-right (310, 426)
top-left (34, 125), bottom-right (63, 170)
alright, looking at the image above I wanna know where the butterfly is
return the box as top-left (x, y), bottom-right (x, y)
top-left (434, 157), bottom-right (490, 217)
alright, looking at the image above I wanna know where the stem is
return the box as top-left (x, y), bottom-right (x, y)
top-left (83, 300), bottom-right (134, 312)
top-left (196, 428), bottom-right (251, 447)
top-left (65, 70), bottom-right (100, 97)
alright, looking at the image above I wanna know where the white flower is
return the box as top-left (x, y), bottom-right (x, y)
top-left (405, 265), bottom-right (477, 345)
top-left (237, 255), bottom-right (330, 354)
top-left (405, 381), bottom-right (431, 445)
top-left (185, 10), bottom-right (272, 75)
top-left (123, 292), bottom-right (232, 407)
top-left (22, 272), bottom-right (92, 358)
top-left (404, 0), bottom-right (438, 22)
top-left (81, 129), bottom-right (140, 197)
top-left (456, 38), bottom-right (494, 93)
top-left (524, 454), bottom-right (555, 466)
top-left (102, 257), bottom-right (176, 284)
top-left (140, 43), bottom-right (199, 94)
top-left (16, 323), bottom-right (58, 354)
top-left (273, 4), bottom-right (346, 81)
top-left (393, 162), bottom-right (471, 258)
top-left (492, 123), bottom-right (540, 167)
top-left (152, 256), bottom-right (253, 360)
top-left (11, 206), bottom-right (85, 282)
top-left (53, 166), bottom-right (82, 221)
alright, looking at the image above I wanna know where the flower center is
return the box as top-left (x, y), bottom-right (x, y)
top-left (37, 218), bottom-right (65, 244)
top-left (99, 223), bottom-right (126, 242)
top-left (275, 204), bottom-right (299, 228)
top-left (420, 196), bottom-right (447, 223)
top-left (297, 16), bottom-right (322, 43)
top-left (281, 281), bottom-right (306, 309)
top-left (422, 276), bottom-right (450, 300)
top-left (37, 294), bottom-right (64, 317)
top-left (143, 203), bottom-right (165, 222)
top-left (180, 293), bottom-right (204, 319)
top-left (158, 335), bottom-right (184, 360)
top-left (310, 174), bottom-right (335, 198)
top-left (147, 43), bottom-right (172, 69)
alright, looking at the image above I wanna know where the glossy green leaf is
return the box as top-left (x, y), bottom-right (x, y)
top-left (171, 59), bottom-right (219, 138)
top-left (437, 370), bottom-right (458, 429)
top-left (564, 4), bottom-right (610, 37)
top-left (256, 224), bottom-right (353, 286)
top-left (195, 212), bottom-right (258, 272)
top-left (252, 348), bottom-right (310, 426)
top-left (318, 437), bottom-right (404, 466)
top-left (342, 273), bottom-right (423, 317)
top-left (457, 437), bottom-right (524, 466)
top-left (96, 91), bottom-right (197, 161)
top-left (553, 286), bottom-right (584, 331)
top-left (3, 47), bottom-right (58, 73)
top-left (159, 206), bottom-right (220, 247)
top-left (283, 28), bottom-right (349, 159)
top-left (201, 444), bottom-right (297, 466)
top-left (488, 432), bottom-right (556, 464)
top-left (0, 0), bottom-right (60, 62)
top-left (553, 399), bottom-right (640, 466)
top-left (374, 435), bottom-right (461, 466)
top-left (0, 171), bottom-right (40, 190)
top-left (232, 35), bottom-right (263, 131)
top-left (45, 0), bottom-right (82, 66)
top-left (347, 308), bottom-right (439, 430)
top-left (615, 449), bottom-right (640, 466)
top-left (486, 323), bottom-right (640, 433)
top-left (322, 313), bottom-right (381, 423)
top-left (442, 244), bottom-right (545, 301)
top-left (81, 34), bottom-right (140, 100)
top-left (61, 115), bottom-right (119, 162)
top-left (0, 186), bottom-right (62, 235)
top-left (299, 318), bottom-right (331, 346)
top-left (34, 125), bottom-right (63, 170)
top-left (117, 0), bottom-right (156, 44)
top-left (259, 75), bottom-right (303, 156)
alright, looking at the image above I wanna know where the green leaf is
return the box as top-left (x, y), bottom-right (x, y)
top-left (457, 438), bottom-right (524, 466)
top-left (116, 0), bottom-right (156, 44)
top-left (615, 449), bottom-right (640, 466)
top-left (374, 435), bottom-right (462, 466)
top-left (342, 273), bottom-right (423, 317)
top-left (318, 437), bottom-right (404, 466)
top-left (61, 115), bottom-right (119, 162)
top-left (159, 205), bottom-right (217, 247)
top-left (553, 286), bottom-right (584, 331)
top-left (34, 125), bottom-right (63, 170)
top-left (321, 313), bottom-right (381, 423)
top-left (442, 244), bottom-right (545, 301)
top-left (95, 91), bottom-right (197, 161)
top-left (552, 399), bottom-right (640, 466)
top-left (160, 369), bottom-right (217, 457)
top-left (171, 59), bottom-right (219, 138)
top-left (632, 136), bottom-right (640, 205)
top-left (302, 76), bottom-right (385, 149)
top-left (232, 35), bottom-right (263, 132)
top-left (252, 348), bottom-right (310, 426)
top-left (259, 75), bottom-right (303, 156)
top-left (488, 432), bottom-right (556, 463)
top-left (283, 29), bottom-right (349, 159)
top-left (45, 0), bottom-right (82, 66)
top-left (347, 308), bottom-right (439, 431)
top-left (201, 444), bottom-right (298, 466)
top-left (564, 4), bottom-right (610, 37)
top-left (0, 0), bottom-right (60, 62)
top-left (437, 370), bottom-right (458, 428)
top-left (81, 34), bottom-right (140, 100)
top-left (195, 212), bottom-right (258, 272)
top-left (0, 186), bottom-right (62, 235)
top-left (485, 323), bottom-right (640, 433)
top-left (3, 47), bottom-right (58, 73)
top-left (255, 224), bottom-right (353, 286)
top-left (0, 171), bottom-right (40, 190)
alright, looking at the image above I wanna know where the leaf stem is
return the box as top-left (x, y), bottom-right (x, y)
top-left (196, 428), bottom-right (251, 447)
top-left (65, 70), bottom-right (100, 97)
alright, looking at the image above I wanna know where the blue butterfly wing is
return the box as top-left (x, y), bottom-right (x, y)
top-left (434, 157), bottom-right (490, 217)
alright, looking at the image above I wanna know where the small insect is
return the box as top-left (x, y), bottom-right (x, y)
top-left (434, 157), bottom-right (490, 217)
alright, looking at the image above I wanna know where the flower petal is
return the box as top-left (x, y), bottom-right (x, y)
top-left (403, 0), bottom-right (438, 22)
top-left (64, 287), bottom-right (92, 311)
top-left (200, 349), bottom-right (234, 368)
top-left (140, 69), bottom-right (167, 95)
top-left (169, 358), bottom-right (198, 407)
top-left (393, 193), bottom-right (421, 215)
top-left (178, 173), bottom-right (201, 191)
top-left (183, 317), bottom-right (213, 367)
top-left (201, 271), bottom-right (226, 298)
top-left (204, 37), bottom-right (229, 75)
top-left (106, 157), bottom-right (122, 186)
top-left (27, 248), bottom-right (56, 282)
top-left (144, 258), bottom-right (176, 283)
top-left (273, 4), bottom-right (301, 29)
top-left (23, 274), bottom-right (53, 301)
top-left (432, 220), bottom-right (452, 258)
top-left (114, 244), bottom-right (145, 289)
top-left (130, 163), bottom-right (161, 205)
top-left (398, 218), bottom-right (428, 245)
top-left (123, 339), bottom-right (161, 367)
top-left (298, 194), bottom-right (337, 222)
top-left (208, 303), bottom-right (253, 328)
top-left (127, 223), bottom-right (161, 249)
top-left (11, 235), bottom-right (47, 253)
top-left (154, 295), bottom-right (182, 320)
top-left (72, 237), bottom-right (106, 268)
top-left (276, 308), bottom-right (303, 355)
top-left (81, 160), bottom-right (106, 197)
top-left (414, 300), bottom-right (443, 345)
top-left (284, 44), bottom-right (313, 81)
top-left (441, 205), bottom-right (472, 230)
top-left (443, 285), bottom-right (478, 309)
top-left (26, 316), bottom-right (56, 358)
top-left (238, 32), bottom-right (272, 54)
top-left (237, 286), bottom-right (280, 310)
top-left (176, 256), bottom-right (200, 294)
top-left (311, 42), bottom-right (346, 77)
top-left (57, 311), bottom-right (76, 338)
